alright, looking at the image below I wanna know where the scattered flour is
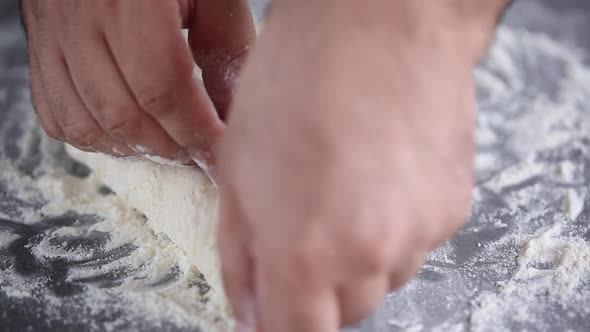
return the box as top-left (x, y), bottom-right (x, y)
top-left (471, 224), bottom-right (590, 331)
top-left (468, 26), bottom-right (590, 332)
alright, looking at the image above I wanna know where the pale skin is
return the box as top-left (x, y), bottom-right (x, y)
top-left (21, 0), bottom-right (509, 331)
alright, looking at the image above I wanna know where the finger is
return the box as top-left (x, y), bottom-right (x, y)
top-left (22, 2), bottom-right (126, 154)
top-left (25, 8), bottom-right (66, 142)
top-left (217, 189), bottom-right (256, 329)
top-left (28, 45), bottom-right (65, 141)
top-left (337, 275), bottom-right (389, 326)
top-left (30, 38), bottom-right (132, 156)
top-left (104, 0), bottom-right (224, 165)
top-left (255, 258), bottom-right (340, 332)
top-left (61, 23), bottom-right (188, 162)
top-left (187, 0), bottom-right (256, 120)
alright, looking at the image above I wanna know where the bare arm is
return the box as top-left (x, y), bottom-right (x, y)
top-left (218, 1), bottom-right (510, 331)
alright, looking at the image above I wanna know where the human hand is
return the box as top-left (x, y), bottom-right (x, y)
top-left (217, 1), bottom-right (509, 331)
top-left (21, 0), bottom-right (255, 166)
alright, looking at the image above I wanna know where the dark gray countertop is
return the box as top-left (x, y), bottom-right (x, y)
top-left (1, 1), bottom-right (590, 331)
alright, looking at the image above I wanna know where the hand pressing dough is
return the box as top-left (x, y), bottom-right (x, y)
top-left (66, 146), bottom-right (225, 306)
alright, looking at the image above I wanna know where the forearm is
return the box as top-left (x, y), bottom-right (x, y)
top-left (266, 0), bottom-right (510, 61)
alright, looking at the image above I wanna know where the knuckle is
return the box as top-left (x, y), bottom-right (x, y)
top-left (135, 85), bottom-right (177, 117)
top-left (61, 122), bottom-right (102, 147)
top-left (134, 57), bottom-right (195, 117)
top-left (352, 229), bottom-right (392, 273)
top-left (289, 244), bottom-right (318, 281)
top-left (96, 106), bottom-right (140, 138)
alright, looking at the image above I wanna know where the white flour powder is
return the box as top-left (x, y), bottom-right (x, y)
top-left (466, 26), bottom-right (590, 332)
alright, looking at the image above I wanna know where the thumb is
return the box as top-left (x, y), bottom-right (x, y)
top-left (185, 0), bottom-right (256, 120)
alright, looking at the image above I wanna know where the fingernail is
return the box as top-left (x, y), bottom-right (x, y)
top-left (188, 148), bottom-right (216, 181)
top-left (130, 144), bottom-right (151, 155)
top-left (175, 149), bottom-right (192, 164)
top-left (112, 143), bottom-right (135, 157)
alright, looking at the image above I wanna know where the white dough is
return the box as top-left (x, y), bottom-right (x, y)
top-left (66, 146), bottom-right (225, 306)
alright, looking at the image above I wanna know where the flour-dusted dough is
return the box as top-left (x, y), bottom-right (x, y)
top-left (66, 146), bottom-right (225, 304)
